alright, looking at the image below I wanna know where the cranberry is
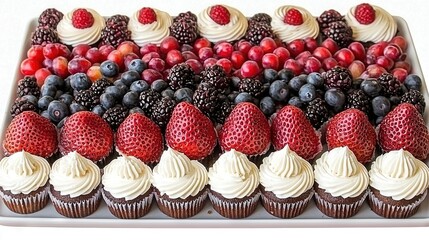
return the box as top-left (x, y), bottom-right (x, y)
top-left (87, 65), bottom-right (102, 82)
top-left (366, 41), bottom-right (388, 63)
top-left (390, 36), bottom-right (408, 52)
top-left (259, 37), bottom-right (277, 53)
top-left (366, 64), bottom-right (387, 78)
top-left (334, 48), bottom-right (355, 67)
top-left (140, 43), bottom-right (159, 56)
top-left (165, 49), bottom-right (185, 67)
top-left (35, 68), bottom-right (51, 87)
top-left (181, 44), bottom-right (194, 52)
top-left (283, 59), bottom-right (303, 75)
top-left (85, 47), bottom-right (103, 64)
top-left (182, 51), bottom-right (198, 61)
top-left (304, 57), bottom-right (321, 74)
top-left (52, 56), bottom-right (69, 78)
top-left (123, 53), bottom-right (140, 70)
top-left (198, 47), bottom-right (214, 62)
top-left (215, 42), bottom-right (234, 59)
top-left (185, 59), bottom-right (203, 74)
top-left (348, 42), bottom-right (366, 62)
top-left (117, 41), bottom-right (140, 56)
top-left (20, 58), bottom-right (43, 75)
top-left (27, 45), bottom-right (45, 62)
top-left (148, 57), bottom-right (166, 72)
top-left (193, 38), bottom-right (211, 54)
top-left (160, 36), bottom-right (180, 54)
top-left (107, 50), bottom-right (125, 71)
top-left (286, 39), bottom-right (305, 57)
top-left (376, 56), bottom-right (394, 70)
top-left (322, 57), bottom-right (338, 71)
top-left (230, 51), bottom-right (246, 69)
top-left (68, 57), bottom-right (92, 74)
top-left (304, 37), bottom-right (318, 52)
top-left (43, 58), bottom-right (53, 72)
top-left (142, 52), bottom-right (161, 64)
top-left (312, 47), bottom-right (332, 62)
top-left (203, 58), bottom-right (218, 68)
top-left (391, 68), bottom-right (408, 83)
top-left (348, 60), bottom-right (366, 79)
top-left (394, 61), bottom-right (411, 73)
top-left (142, 69), bottom-right (163, 85)
top-left (248, 46), bottom-right (264, 63)
top-left (98, 45), bottom-right (115, 62)
top-left (43, 43), bottom-right (60, 60)
top-left (237, 40), bottom-right (252, 55)
top-left (383, 44), bottom-right (403, 61)
top-left (55, 43), bottom-right (71, 59)
top-left (216, 58), bottom-right (233, 74)
top-left (273, 47), bottom-right (290, 66)
top-left (240, 60), bottom-right (260, 78)
top-left (261, 53), bottom-right (280, 70)
top-left (321, 38), bottom-right (339, 55)
top-left (71, 44), bottom-right (91, 57)
top-left (295, 51), bottom-right (312, 67)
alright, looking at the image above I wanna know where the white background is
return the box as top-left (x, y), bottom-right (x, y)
top-left (0, 0), bottom-right (428, 239)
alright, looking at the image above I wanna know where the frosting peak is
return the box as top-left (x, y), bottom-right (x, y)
top-left (325, 146), bottom-right (360, 177)
top-left (10, 151), bottom-right (37, 176)
top-left (157, 148), bottom-right (193, 178)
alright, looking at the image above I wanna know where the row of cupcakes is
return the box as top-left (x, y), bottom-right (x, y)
top-left (34, 3), bottom-right (398, 48)
top-left (1, 144), bottom-right (428, 219)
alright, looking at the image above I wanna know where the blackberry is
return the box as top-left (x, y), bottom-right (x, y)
top-left (100, 15), bottom-right (132, 48)
top-left (167, 63), bottom-right (195, 91)
top-left (305, 98), bottom-right (329, 129)
top-left (174, 11), bottom-right (198, 23)
top-left (239, 78), bottom-right (264, 98)
top-left (317, 9), bottom-right (343, 29)
top-left (323, 66), bottom-right (353, 91)
top-left (193, 82), bottom-right (221, 118)
top-left (103, 106), bottom-right (129, 130)
top-left (74, 89), bottom-right (99, 110)
top-left (200, 64), bottom-right (229, 92)
top-left (344, 89), bottom-right (371, 115)
top-left (38, 8), bottom-right (63, 28)
top-left (90, 78), bottom-right (113, 96)
top-left (151, 97), bottom-right (177, 129)
top-left (10, 98), bottom-right (38, 118)
top-left (138, 89), bottom-right (162, 116)
top-left (212, 100), bottom-right (235, 124)
top-left (170, 19), bottom-right (198, 45)
top-left (322, 21), bottom-right (353, 48)
top-left (31, 26), bottom-right (59, 46)
top-left (244, 21), bottom-right (275, 45)
top-left (401, 89), bottom-right (425, 114)
top-left (377, 73), bottom-right (403, 97)
top-left (17, 76), bottom-right (40, 98)
top-left (249, 13), bottom-right (272, 25)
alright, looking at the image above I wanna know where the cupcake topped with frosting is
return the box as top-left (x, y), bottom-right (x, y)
top-left (57, 8), bottom-right (105, 46)
top-left (345, 3), bottom-right (397, 42)
top-left (271, 6), bottom-right (319, 43)
top-left (197, 4), bottom-right (248, 43)
top-left (128, 7), bottom-right (172, 46)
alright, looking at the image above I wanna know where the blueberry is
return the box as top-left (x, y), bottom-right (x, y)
top-left (360, 79), bottom-right (382, 97)
top-left (100, 60), bottom-right (119, 77)
top-left (262, 83), bottom-right (270, 96)
top-left (69, 102), bottom-right (86, 114)
top-left (38, 96), bottom-right (53, 110)
top-left (161, 88), bottom-right (175, 99)
top-left (352, 78), bottom-right (364, 90)
top-left (151, 79), bottom-right (169, 92)
top-left (231, 76), bottom-right (241, 89)
top-left (269, 80), bottom-right (289, 102)
top-left (59, 93), bottom-right (73, 105)
top-left (21, 95), bottom-right (38, 105)
top-left (64, 76), bottom-right (72, 92)
top-left (324, 89), bottom-right (346, 108)
top-left (174, 88), bottom-right (194, 103)
top-left (234, 92), bottom-right (254, 104)
top-left (92, 105), bottom-right (106, 116)
top-left (41, 84), bottom-right (57, 97)
top-left (389, 96), bottom-right (401, 105)
top-left (40, 110), bottom-right (50, 119)
top-left (54, 90), bottom-right (64, 99)
top-left (404, 74), bottom-right (422, 91)
top-left (277, 69), bottom-right (294, 82)
top-left (56, 116), bottom-right (68, 128)
top-left (130, 80), bottom-right (150, 93)
top-left (372, 96), bottom-right (391, 117)
top-left (48, 100), bottom-right (69, 123)
top-left (306, 72), bottom-right (324, 87)
top-left (260, 96), bottom-right (275, 116)
top-left (69, 73), bottom-right (91, 91)
top-left (100, 93), bottom-right (116, 109)
top-left (288, 76), bottom-right (307, 92)
top-left (228, 91), bottom-right (239, 101)
top-left (375, 116), bottom-right (384, 125)
top-left (298, 83), bottom-right (316, 102)
top-left (263, 69), bottom-right (278, 83)
top-left (127, 59), bottom-right (147, 74)
top-left (288, 96), bottom-right (304, 108)
top-left (121, 70), bottom-right (141, 86)
top-left (122, 91), bottom-right (139, 108)
top-left (114, 80), bottom-right (129, 96)
top-left (105, 86), bottom-right (121, 99)
top-left (129, 107), bottom-right (145, 115)
top-left (45, 75), bottom-right (64, 89)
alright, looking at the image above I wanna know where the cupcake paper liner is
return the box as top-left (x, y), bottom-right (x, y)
top-left (261, 189), bottom-right (314, 218)
top-left (154, 189), bottom-right (208, 219)
top-left (49, 187), bottom-right (102, 218)
top-left (0, 186), bottom-right (49, 214)
top-left (209, 190), bottom-right (260, 219)
top-left (102, 190), bottom-right (154, 219)
top-left (368, 189), bottom-right (427, 218)
top-left (314, 189), bottom-right (368, 218)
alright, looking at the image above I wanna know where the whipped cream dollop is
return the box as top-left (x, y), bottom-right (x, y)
top-left (197, 5), bottom-right (248, 43)
top-left (152, 148), bottom-right (208, 199)
top-left (271, 6), bottom-right (319, 43)
top-left (345, 5), bottom-right (397, 42)
top-left (0, 151), bottom-right (50, 194)
top-left (50, 151), bottom-right (101, 198)
top-left (208, 149), bottom-right (259, 199)
top-left (259, 145), bottom-right (314, 198)
top-left (314, 146), bottom-right (369, 198)
top-left (102, 155), bottom-right (152, 201)
top-left (128, 8), bottom-right (172, 46)
top-left (57, 8), bottom-right (105, 46)
top-left (369, 149), bottom-right (429, 200)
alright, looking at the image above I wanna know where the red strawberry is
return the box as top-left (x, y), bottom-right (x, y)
top-left (378, 103), bottom-right (429, 160)
top-left (209, 5), bottom-right (230, 25)
top-left (116, 113), bottom-right (163, 163)
top-left (166, 102), bottom-right (217, 160)
top-left (138, 7), bottom-right (157, 25)
top-left (59, 111), bottom-right (114, 162)
top-left (355, 3), bottom-right (375, 25)
top-left (284, 8), bottom-right (303, 25)
top-left (3, 111), bottom-right (57, 158)
top-left (72, 8), bottom-right (95, 29)
top-left (271, 105), bottom-right (322, 160)
top-left (219, 102), bottom-right (270, 156)
top-left (326, 108), bottom-right (376, 163)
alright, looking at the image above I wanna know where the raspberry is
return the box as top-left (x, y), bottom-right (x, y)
top-left (355, 3), bottom-right (376, 25)
top-left (71, 8), bottom-right (95, 29)
top-left (284, 8), bottom-right (303, 25)
top-left (209, 5), bottom-right (230, 25)
top-left (138, 7), bottom-right (157, 24)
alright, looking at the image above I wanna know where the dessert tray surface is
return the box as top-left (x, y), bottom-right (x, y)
top-left (0, 16), bottom-right (428, 228)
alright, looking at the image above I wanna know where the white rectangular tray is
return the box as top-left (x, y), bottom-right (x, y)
top-left (0, 16), bottom-right (428, 228)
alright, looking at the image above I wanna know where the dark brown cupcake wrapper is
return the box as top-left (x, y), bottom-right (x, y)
top-left (102, 190), bottom-right (153, 219)
top-left (49, 188), bottom-right (102, 218)
top-left (368, 189), bottom-right (427, 218)
top-left (314, 189), bottom-right (368, 219)
top-left (261, 190), bottom-right (314, 218)
top-left (209, 190), bottom-right (260, 219)
top-left (154, 189), bottom-right (208, 219)
top-left (0, 186), bottom-right (49, 214)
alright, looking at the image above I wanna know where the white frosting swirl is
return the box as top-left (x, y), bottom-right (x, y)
top-left (259, 145), bottom-right (314, 198)
top-left (0, 151), bottom-right (50, 194)
top-left (50, 151), bottom-right (101, 198)
top-left (345, 5), bottom-right (397, 42)
top-left (369, 149), bottom-right (429, 200)
top-left (208, 149), bottom-right (259, 199)
top-left (197, 5), bottom-right (248, 43)
top-left (314, 147), bottom-right (369, 198)
top-left (152, 148), bottom-right (208, 199)
top-left (128, 8), bottom-right (172, 46)
top-left (271, 6), bottom-right (319, 43)
top-left (57, 8), bottom-right (105, 46)
top-left (102, 155), bottom-right (152, 201)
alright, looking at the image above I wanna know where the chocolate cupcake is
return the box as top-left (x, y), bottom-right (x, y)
top-left (102, 155), bottom-right (153, 219)
top-left (368, 149), bottom-right (429, 218)
top-left (0, 151), bottom-right (50, 214)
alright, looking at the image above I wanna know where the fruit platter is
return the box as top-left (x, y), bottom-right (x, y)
top-left (1, 3), bottom-right (429, 227)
